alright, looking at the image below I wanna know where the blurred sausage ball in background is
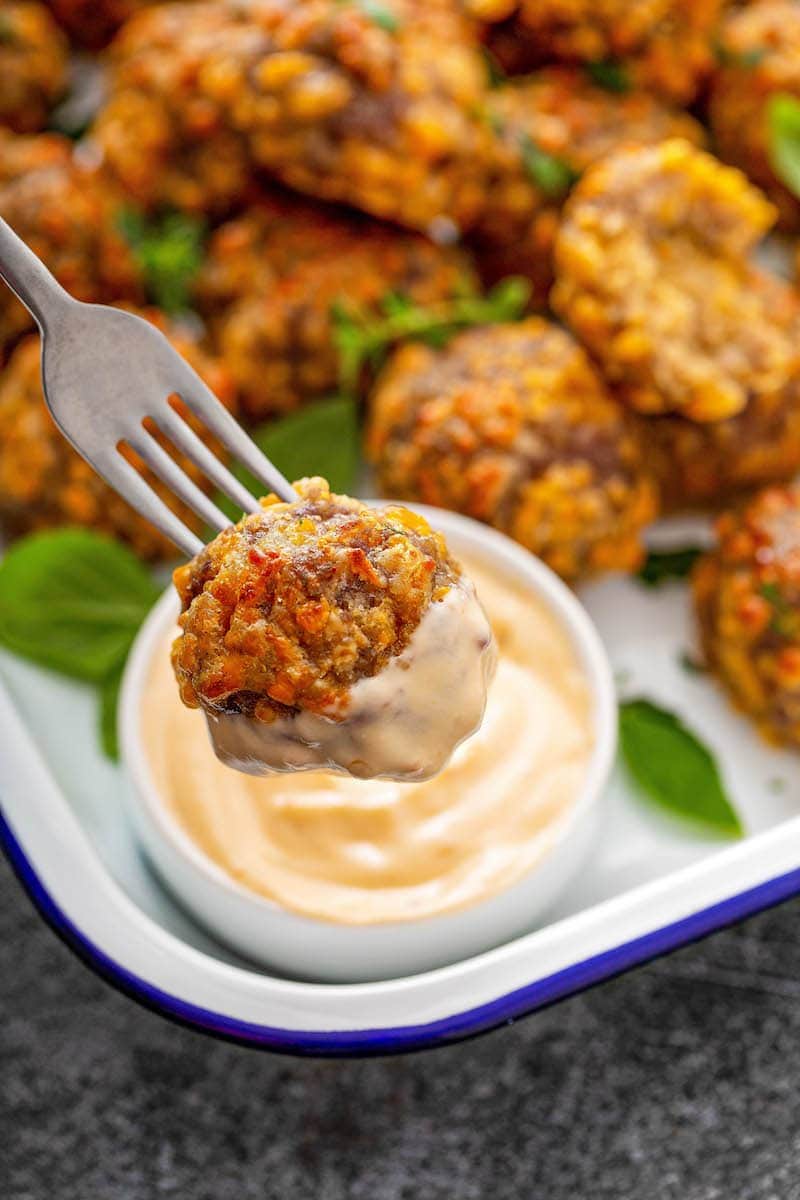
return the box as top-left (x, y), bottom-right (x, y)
top-left (553, 139), bottom-right (797, 423)
top-left (0, 312), bottom-right (236, 561)
top-left (194, 190), bottom-right (479, 420)
top-left (471, 66), bottom-right (705, 305)
top-left (366, 318), bottom-right (657, 581)
top-left (694, 486), bottom-right (800, 748)
top-left (0, 2), bottom-right (69, 133)
top-left (466, 0), bottom-right (722, 105)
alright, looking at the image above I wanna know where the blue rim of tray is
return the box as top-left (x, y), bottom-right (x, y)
top-left (3, 806), bottom-right (800, 1058)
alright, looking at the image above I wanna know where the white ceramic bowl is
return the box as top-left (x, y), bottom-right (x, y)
top-left (119, 507), bottom-right (616, 983)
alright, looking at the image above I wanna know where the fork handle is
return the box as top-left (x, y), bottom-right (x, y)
top-left (0, 216), bottom-right (72, 332)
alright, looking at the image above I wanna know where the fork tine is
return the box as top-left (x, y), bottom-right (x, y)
top-left (126, 429), bottom-right (232, 535)
top-left (112, 456), bottom-right (204, 559)
top-left (168, 362), bottom-right (298, 501)
top-left (155, 405), bottom-right (261, 517)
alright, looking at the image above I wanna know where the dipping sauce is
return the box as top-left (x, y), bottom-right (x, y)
top-left (143, 556), bottom-right (594, 924)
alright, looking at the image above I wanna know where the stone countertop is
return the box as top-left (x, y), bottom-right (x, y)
top-left (2, 853), bottom-right (800, 1200)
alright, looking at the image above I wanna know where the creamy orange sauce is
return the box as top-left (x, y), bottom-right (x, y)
top-left (142, 557), bottom-right (594, 924)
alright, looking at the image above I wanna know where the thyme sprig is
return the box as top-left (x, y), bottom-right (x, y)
top-left (331, 276), bottom-right (530, 395)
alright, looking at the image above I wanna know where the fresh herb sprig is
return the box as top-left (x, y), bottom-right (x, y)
top-left (117, 209), bottom-right (206, 316)
top-left (0, 530), bottom-right (160, 759)
top-left (768, 92), bottom-right (800, 200)
top-left (520, 135), bottom-right (580, 200)
top-left (619, 698), bottom-right (742, 837)
top-left (331, 277), bottom-right (530, 395)
top-left (637, 545), bottom-right (704, 587)
top-left (585, 59), bottom-right (631, 93)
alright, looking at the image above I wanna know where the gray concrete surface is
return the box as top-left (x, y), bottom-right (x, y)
top-left (2, 852), bottom-right (800, 1200)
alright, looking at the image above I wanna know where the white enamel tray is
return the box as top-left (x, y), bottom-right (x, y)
top-left (2, 514), bottom-right (800, 1056)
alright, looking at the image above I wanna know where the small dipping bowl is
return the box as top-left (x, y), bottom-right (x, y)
top-left (120, 507), bottom-right (616, 983)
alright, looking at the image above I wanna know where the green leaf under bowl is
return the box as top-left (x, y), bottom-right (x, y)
top-left (619, 697), bottom-right (742, 838)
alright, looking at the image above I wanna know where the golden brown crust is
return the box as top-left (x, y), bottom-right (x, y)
top-left (694, 485), bottom-right (800, 747)
top-left (552, 139), bottom-right (796, 422)
top-left (0, 2), bottom-right (68, 133)
top-left (710, 1), bottom-right (800, 232)
top-left (94, 0), bottom-right (493, 232)
top-left (366, 318), bottom-right (657, 581)
top-left (471, 68), bottom-right (705, 305)
top-left (0, 312), bottom-right (237, 561)
top-left (195, 190), bottom-right (478, 419)
top-left (171, 477), bottom-right (459, 720)
top-left (0, 145), bottom-right (144, 357)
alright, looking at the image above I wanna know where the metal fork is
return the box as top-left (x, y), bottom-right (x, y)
top-left (0, 217), bottom-right (297, 558)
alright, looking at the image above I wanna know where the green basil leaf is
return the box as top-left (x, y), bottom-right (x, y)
top-left (358, 0), bottom-right (399, 31)
top-left (117, 209), bottom-right (206, 315)
top-left (520, 135), bottom-right (580, 200)
top-left (637, 546), bottom-right (703, 587)
top-left (481, 46), bottom-right (507, 88)
top-left (713, 38), bottom-right (765, 69)
top-left (0, 529), bottom-right (160, 682)
top-left (217, 396), bottom-right (360, 520)
top-left (99, 661), bottom-right (125, 761)
top-left (768, 93), bottom-right (800, 200)
top-left (619, 698), bottom-right (742, 837)
top-left (585, 60), bottom-right (631, 93)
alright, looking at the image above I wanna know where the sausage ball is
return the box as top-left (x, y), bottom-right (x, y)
top-left (94, 0), bottom-right (493, 233)
top-left (195, 190), bottom-right (479, 420)
top-left (366, 318), bottom-right (657, 581)
top-left (0, 145), bottom-right (143, 357)
top-left (172, 478), bottom-right (462, 723)
top-left (0, 311), bottom-right (236, 561)
top-left (91, 2), bottom-right (254, 216)
top-left (472, 68), bottom-right (705, 304)
top-left (0, 2), bottom-right (68, 133)
top-left (552, 139), bottom-right (797, 423)
top-left (468, 0), bottom-right (721, 104)
top-left (170, 476), bottom-right (496, 780)
top-left (693, 485), bottom-right (800, 747)
top-left (710, 2), bottom-right (800, 231)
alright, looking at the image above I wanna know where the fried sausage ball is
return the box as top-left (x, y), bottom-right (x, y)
top-left (0, 312), bottom-right (236, 561)
top-left (469, 0), bottom-right (721, 104)
top-left (195, 190), bottom-right (479, 420)
top-left (709, 2), bottom-right (800, 232)
top-left (92, 2), bottom-right (256, 217)
top-left (366, 318), bottom-right (657, 581)
top-left (552, 139), bottom-right (797, 423)
top-left (94, 0), bottom-right (492, 233)
top-left (0, 145), bottom-right (143, 358)
top-left (472, 68), bottom-right (705, 303)
top-left (0, 2), bottom-right (68, 133)
top-left (172, 477), bottom-right (461, 721)
top-left (693, 485), bottom-right (800, 747)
